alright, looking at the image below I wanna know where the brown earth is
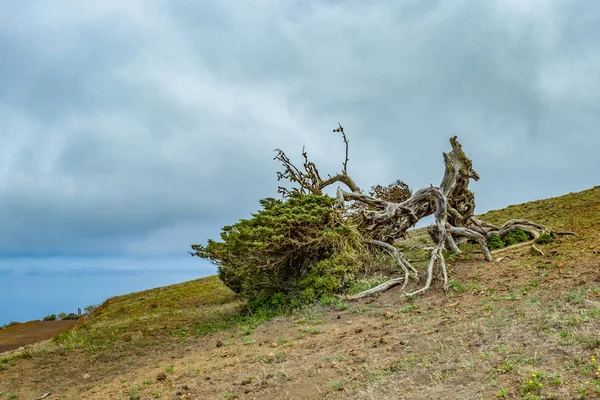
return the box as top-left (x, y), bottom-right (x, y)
top-left (0, 187), bottom-right (599, 399)
top-left (0, 320), bottom-right (78, 353)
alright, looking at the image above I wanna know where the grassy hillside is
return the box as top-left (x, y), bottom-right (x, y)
top-left (1, 186), bottom-right (599, 399)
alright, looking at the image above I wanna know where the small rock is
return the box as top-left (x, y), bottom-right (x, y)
top-left (82, 373), bottom-right (91, 380)
top-left (354, 328), bottom-right (363, 334)
top-left (241, 378), bottom-right (252, 385)
top-left (270, 343), bottom-right (278, 347)
top-left (384, 311), bottom-right (394, 319)
top-left (216, 340), bottom-right (224, 347)
top-left (156, 372), bottom-right (167, 381)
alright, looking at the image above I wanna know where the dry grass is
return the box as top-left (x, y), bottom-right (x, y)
top-left (0, 186), bottom-right (599, 399)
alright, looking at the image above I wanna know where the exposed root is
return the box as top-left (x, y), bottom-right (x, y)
top-left (491, 240), bottom-right (536, 254)
top-left (276, 129), bottom-right (571, 300)
top-left (405, 247), bottom-right (446, 297)
top-left (446, 226), bottom-right (492, 261)
top-left (345, 277), bottom-right (406, 301)
top-left (345, 239), bottom-right (415, 301)
top-left (347, 188), bottom-right (451, 299)
top-left (531, 244), bottom-right (544, 256)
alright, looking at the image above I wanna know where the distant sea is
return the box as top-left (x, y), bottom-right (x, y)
top-left (0, 262), bottom-right (215, 326)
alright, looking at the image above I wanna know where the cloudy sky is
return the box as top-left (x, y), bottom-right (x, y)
top-left (1, 0), bottom-right (599, 323)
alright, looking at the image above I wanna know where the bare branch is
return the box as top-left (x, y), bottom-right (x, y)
top-left (274, 124), bottom-right (362, 196)
top-left (275, 131), bottom-right (566, 299)
top-left (333, 122), bottom-right (350, 174)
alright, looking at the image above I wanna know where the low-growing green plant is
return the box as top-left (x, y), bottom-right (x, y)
top-left (400, 304), bottom-right (418, 313)
top-left (503, 229), bottom-right (530, 246)
top-left (535, 233), bottom-right (554, 244)
top-left (43, 314), bottom-right (57, 321)
top-left (564, 289), bottom-right (586, 305)
top-left (129, 385), bottom-right (140, 400)
top-left (486, 229), bottom-right (531, 250)
top-left (519, 371), bottom-right (544, 396)
top-left (487, 235), bottom-right (505, 250)
top-left (0, 321), bottom-right (19, 330)
top-left (447, 280), bottom-right (468, 293)
top-left (330, 379), bottom-right (346, 391)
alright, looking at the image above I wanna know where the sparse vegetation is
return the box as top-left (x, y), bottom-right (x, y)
top-left (1, 186), bottom-right (599, 399)
top-left (535, 233), bottom-right (554, 244)
top-left (502, 229), bottom-right (531, 246)
top-left (84, 304), bottom-right (100, 314)
top-left (0, 322), bottom-right (19, 331)
top-left (486, 229), bottom-right (531, 250)
top-left (57, 312), bottom-right (79, 321)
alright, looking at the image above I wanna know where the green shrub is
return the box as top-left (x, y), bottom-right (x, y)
top-left (535, 233), bottom-right (554, 244)
top-left (487, 229), bottom-right (531, 250)
top-left (191, 193), bottom-right (368, 310)
top-left (58, 312), bottom-right (79, 320)
top-left (503, 229), bottom-right (530, 246)
top-left (487, 235), bottom-right (505, 250)
top-left (84, 304), bottom-right (99, 314)
top-left (43, 314), bottom-right (57, 321)
top-left (1, 321), bottom-right (19, 330)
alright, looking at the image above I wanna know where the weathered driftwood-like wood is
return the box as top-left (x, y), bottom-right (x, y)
top-left (275, 127), bottom-right (567, 298)
top-left (446, 226), bottom-right (492, 261)
top-left (345, 240), bottom-right (411, 300)
top-left (274, 124), bottom-right (361, 197)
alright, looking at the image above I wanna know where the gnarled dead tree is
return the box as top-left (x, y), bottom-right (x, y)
top-left (275, 125), bottom-right (573, 298)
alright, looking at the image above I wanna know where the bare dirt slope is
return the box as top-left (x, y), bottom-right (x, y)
top-left (0, 186), bottom-right (599, 399)
top-left (0, 320), bottom-right (78, 353)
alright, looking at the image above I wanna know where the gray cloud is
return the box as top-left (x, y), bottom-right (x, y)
top-left (0, 0), bottom-right (598, 262)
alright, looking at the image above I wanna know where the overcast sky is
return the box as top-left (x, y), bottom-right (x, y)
top-left (1, 0), bottom-right (599, 320)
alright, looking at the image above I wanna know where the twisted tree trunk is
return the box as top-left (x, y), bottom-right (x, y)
top-left (276, 127), bottom-right (573, 298)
